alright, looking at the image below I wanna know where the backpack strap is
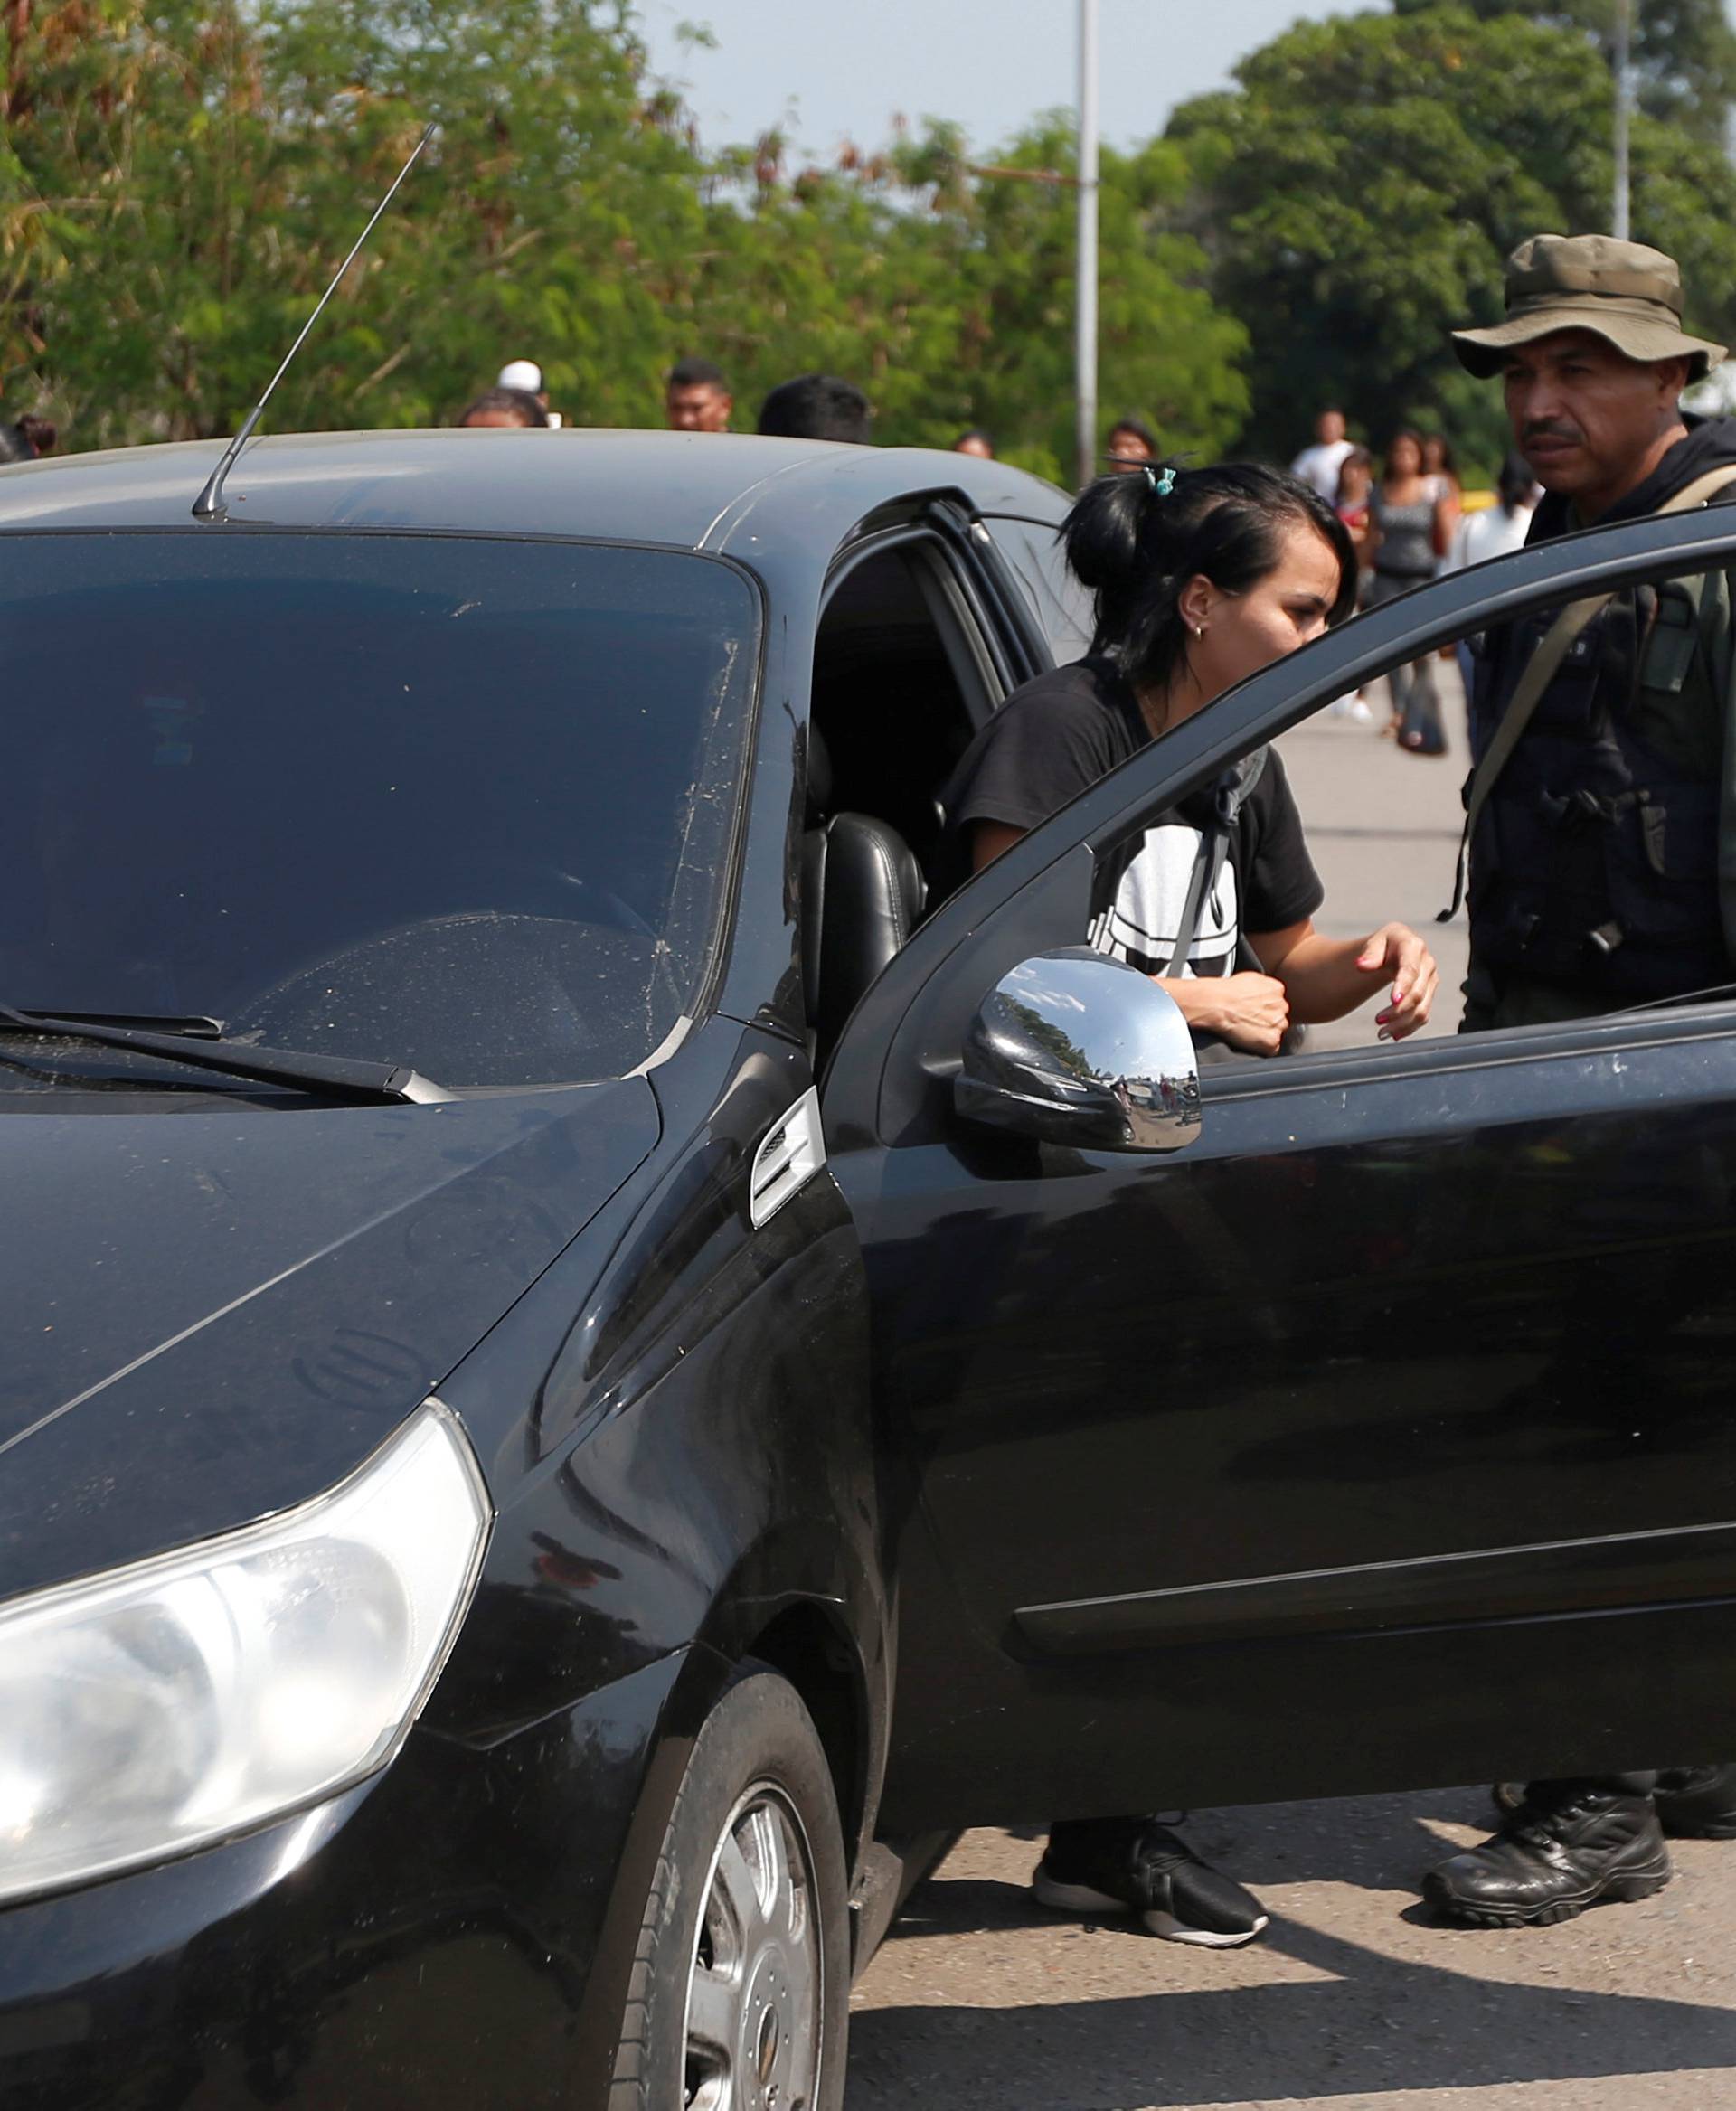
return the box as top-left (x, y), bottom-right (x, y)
top-left (1163, 749), bottom-right (1270, 977)
top-left (1439, 465), bottom-right (1736, 923)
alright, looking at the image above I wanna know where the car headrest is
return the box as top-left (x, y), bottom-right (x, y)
top-left (804, 721), bottom-right (835, 823)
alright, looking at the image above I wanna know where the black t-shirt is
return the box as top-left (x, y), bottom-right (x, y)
top-left (936, 656), bottom-right (1323, 976)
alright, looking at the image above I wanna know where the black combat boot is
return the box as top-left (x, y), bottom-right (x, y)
top-left (1425, 1781), bottom-right (1670, 1927)
top-left (1493, 1762), bottom-right (1736, 1840)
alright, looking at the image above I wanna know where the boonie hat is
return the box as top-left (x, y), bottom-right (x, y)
top-left (1451, 234), bottom-right (1726, 381)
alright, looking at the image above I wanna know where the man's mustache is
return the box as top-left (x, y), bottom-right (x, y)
top-left (1523, 422), bottom-right (1582, 446)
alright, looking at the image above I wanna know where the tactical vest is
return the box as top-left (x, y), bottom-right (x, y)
top-left (1468, 570), bottom-right (1734, 1004)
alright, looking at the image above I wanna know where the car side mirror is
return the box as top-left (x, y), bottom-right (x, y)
top-left (953, 947), bottom-right (1202, 1154)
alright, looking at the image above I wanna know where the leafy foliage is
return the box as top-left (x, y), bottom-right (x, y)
top-left (1168, 5), bottom-right (1736, 469)
top-left (2, 0), bottom-right (1244, 468)
top-left (1393, 0), bottom-right (1736, 145)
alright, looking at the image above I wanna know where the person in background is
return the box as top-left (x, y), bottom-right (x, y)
top-left (497, 360), bottom-right (562, 429)
top-left (14, 414), bottom-right (54, 458)
top-left (1291, 406), bottom-right (1356, 502)
top-left (953, 428), bottom-right (995, 458)
top-left (1105, 417), bottom-right (1157, 470)
top-left (757, 373), bottom-right (873, 443)
top-left (1331, 447), bottom-right (1377, 721)
top-left (666, 356), bottom-right (732, 433)
top-left (1439, 451), bottom-right (1538, 707)
top-left (457, 387), bottom-right (550, 430)
top-left (1422, 431), bottom-right (1462, 512)
top-left (1367, 429), bottom-right (1454, 752)
top-left (1334, 446), bottom-right (1374, 563)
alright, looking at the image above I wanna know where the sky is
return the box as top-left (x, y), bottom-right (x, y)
top-left (636, 0), bottom-right (1365, 160)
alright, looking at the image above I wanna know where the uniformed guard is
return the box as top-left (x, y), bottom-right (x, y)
top-left (1425, 234), bottom-right (1736, 1928)
top-left (1449, 233), bottom-right (1736, 1032)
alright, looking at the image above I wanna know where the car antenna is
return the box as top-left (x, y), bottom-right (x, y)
top-left (193, 120), bottom-right (438, 523)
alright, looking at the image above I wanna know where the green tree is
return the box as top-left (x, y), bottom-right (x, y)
top-left (2, 0), bottom-right (1250, 475)
top-left (1393, 0), bottom-right (1736, 146)
top-left (887, 116), bottom-right (1249, 471)
top-left (1168, 5), bottom-right (1736, 468)
top-left (2, 0), bottom-right (722, 445)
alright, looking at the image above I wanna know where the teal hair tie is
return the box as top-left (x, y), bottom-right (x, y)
top-left (1144, 464), bottom-right (1176, 497)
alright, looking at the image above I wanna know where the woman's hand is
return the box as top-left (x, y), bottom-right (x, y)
top-left (1166, 971), bottom-right (1291, 1058)
top-left (1358, 923), bottom-right (1439, 1040)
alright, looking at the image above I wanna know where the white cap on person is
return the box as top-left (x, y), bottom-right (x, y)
top-left (497, 359), bottom-right (543, 394)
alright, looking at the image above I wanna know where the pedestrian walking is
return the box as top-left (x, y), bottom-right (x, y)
top-left (1291, 406), bottom-right (1356, 502)
top-left (1366, 430), bottom-right (1453, 752)
top-left (1439, 451), bottom-right (1537, 707)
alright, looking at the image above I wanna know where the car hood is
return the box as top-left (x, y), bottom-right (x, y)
top-left (0, 1081), bottom-right (658, 1600)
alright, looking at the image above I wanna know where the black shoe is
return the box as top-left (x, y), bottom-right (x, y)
top-left (1493, 1764), bottom-right (1736, 1840)
top-left (1033, 1816), bottom-right (1268, 1946)
top-left (1427, 1785), bottom-right (1671, 1927)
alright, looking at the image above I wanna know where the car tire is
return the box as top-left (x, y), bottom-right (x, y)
top-left (609, 1663), bottom-right (850, 2111)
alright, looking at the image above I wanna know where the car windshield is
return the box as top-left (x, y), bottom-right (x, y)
top-left (0, 532), bottom-right (759, 1088)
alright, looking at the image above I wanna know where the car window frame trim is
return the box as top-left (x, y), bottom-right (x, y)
top-left (822, 504), bottom-right (1736, 1145)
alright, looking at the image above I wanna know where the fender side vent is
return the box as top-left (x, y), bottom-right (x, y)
top-left (750, 1087), bottom-right (826, 1228)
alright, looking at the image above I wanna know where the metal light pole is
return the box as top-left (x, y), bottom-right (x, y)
top-left (1613, 0), bottom-right (1632, 240)
top-left (1075, 0), bottom-right (1099, 490)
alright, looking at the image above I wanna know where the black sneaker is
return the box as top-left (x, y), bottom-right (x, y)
top-left (1493, 1764), bottom-right (1736, 1840)
top-left (1426, 1784), bottom-right (1671, 1927)
top-left (1033, 1816), bottom-right (1269, 1946)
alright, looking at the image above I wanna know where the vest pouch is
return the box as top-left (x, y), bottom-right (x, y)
top-left (1597, 777), bottom-right (1726, 1000)
top-left (1475, 778), bottom-right (1630, 987)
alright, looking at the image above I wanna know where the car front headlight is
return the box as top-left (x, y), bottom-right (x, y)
top-left (0, 1397), bottom-right (490, 1908)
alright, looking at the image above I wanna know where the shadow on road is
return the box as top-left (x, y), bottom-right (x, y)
top-left (849, 1793), bottom-right (1736, 2106)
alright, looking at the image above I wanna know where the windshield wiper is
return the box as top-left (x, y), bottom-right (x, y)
top-left (0, 1006), bottom-right (452, 1104)
top-left (11, 1010), bottom-right (228, 1039)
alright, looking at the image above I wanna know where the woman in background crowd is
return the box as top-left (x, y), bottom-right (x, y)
top-left (1367, 429), bottom-right (1454, 753)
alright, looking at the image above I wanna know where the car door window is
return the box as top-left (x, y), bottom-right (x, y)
top-left (803, 533), bottom-right (1020, 1060)
top-left (985, 515), bottom-right (1096, 665)
top-left (823, 509), bottom-right (1736, 1832)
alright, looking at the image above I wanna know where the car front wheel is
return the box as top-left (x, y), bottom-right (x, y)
top-left (610, 1664), bottom-right (850, 2111)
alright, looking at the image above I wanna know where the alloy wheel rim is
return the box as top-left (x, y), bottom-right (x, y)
top-left (683, 1781), bottom-right (822, 2111)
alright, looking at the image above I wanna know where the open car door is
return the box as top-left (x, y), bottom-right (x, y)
top-left (823, 504), bottom-right (1736, 1833)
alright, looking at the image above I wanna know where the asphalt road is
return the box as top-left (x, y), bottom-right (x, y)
top-left (847, 687), bottom-right (1736, 2107)
top-left (846, 1800), bottom-right (1736, 2109)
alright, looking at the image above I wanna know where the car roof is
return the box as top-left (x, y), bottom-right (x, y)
top-left (0, 427), bottom-right (1068, 551)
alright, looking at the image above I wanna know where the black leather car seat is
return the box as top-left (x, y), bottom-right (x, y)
top-left (802, 722), bottom-right (928, 1054)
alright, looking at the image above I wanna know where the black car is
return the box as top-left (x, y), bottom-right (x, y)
top-left (4, 429), bottom-right (1736, 2110)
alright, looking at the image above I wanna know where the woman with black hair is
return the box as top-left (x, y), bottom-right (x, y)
top-left (937, 462), bottom-right (1439, 1946)
top-left (941, 461), bottom-right (1439, 1061)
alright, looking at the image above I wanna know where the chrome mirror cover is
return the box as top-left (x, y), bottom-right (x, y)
top-left (954, 947), bottom-right (1202, 1154)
